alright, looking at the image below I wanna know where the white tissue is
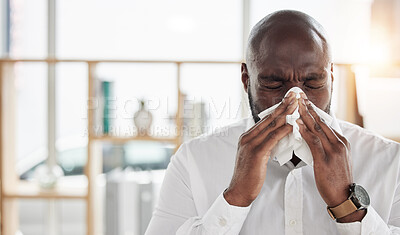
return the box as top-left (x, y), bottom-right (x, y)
top-left (257, 87), bottom-right (333, 166)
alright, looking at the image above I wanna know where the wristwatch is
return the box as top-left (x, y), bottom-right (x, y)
top-left (327, 183), bottom-right (370, 220)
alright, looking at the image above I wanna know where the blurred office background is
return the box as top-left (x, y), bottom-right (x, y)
top-left (0, 0), bottom-right (399, 235)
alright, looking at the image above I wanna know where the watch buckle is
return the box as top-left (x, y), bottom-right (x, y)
top-left (327, 207), bottom-right (336, 220)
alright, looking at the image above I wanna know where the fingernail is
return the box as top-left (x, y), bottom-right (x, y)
top-left (301, 98), bottom-right (306, 106)
top-left (300, 92), bottom-right (307, 99)
top-left (286, 91), bottom-right (294, 99)
top-left (283, 96), bottom-right (289, 104)
top-left (297, 119), bottom-right (304, 125)
top-left (305, 99), bottom-right (311, 105)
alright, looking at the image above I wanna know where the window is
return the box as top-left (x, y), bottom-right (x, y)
top-left (15, 62), bottom-right (48, 176)
top-left (9, 0), bottom-right (47, 58)
top-left (57, 0), bottom-right (243, 60)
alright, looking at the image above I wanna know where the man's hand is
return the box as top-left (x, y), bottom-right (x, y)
top-left (224, 92), bottom-right (298, 207)
top-left (297, 96), bottom-right (366, 222)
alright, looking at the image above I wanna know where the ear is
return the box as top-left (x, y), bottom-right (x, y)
top-left (330, 63), bottom-right (334, 82)
top-left (241, 63), bottom-right (250, 93)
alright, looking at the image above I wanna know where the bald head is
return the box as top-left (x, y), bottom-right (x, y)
top-left (246, 10), bottom-right (331, 70)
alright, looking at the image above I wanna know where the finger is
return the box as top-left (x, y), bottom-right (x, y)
top-left (257, 124), bottom-right (293, 156)
top-left (304, 100), bottom-right (338, 143)
top-left (298, 98), bottom-right (332, 152)
top-left (252, 98), bottom-right (299, 145)
top-left (331, 128), bottom-right (350, 148)
top-left (331, 128), bottom-right (353, 171)
top-left (297, 119), bottom-right (326, 163)
top-left (241, 92), bottom-right (296, 143)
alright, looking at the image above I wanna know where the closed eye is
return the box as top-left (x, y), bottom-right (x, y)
top-left (304, 76), bottom-right (326, 89)
top-left (305, 84), bottom-right (324, 89)
top-left (260, 81), bottom-right (283, 89)
top-left (259, 75), bottom-right (284, 90)
top-left (304, 81), bottom-right (324, 89)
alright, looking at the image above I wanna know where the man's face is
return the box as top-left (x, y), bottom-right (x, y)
top-left (243, 28), bottom-right (333, 122)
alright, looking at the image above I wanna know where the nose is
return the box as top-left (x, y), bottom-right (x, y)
top-left (284, 82), bottom-right (305, 97)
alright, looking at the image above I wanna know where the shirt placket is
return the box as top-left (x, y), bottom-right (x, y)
top-left (284, 167), bottom-right (303, 235)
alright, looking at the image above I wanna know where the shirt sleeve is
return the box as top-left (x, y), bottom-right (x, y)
top-left (335, 206), bottom-right (400, 234)
top-left (176, 193), bottom-right (251, 234)
top-left (145, 143), bottom-right (251, 235)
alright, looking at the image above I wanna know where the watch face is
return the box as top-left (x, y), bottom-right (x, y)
top-left (354, 185), bottom-right (370, 207)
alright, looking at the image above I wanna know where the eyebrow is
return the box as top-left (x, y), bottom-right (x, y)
top-left (258, 75), bottom-right (286, 81)
top-left (258, 72), bottom-right (327, 81)
top-left (303, 73), bottom-right (327, 80)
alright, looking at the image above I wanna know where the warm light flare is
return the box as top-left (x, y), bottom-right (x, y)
top-left (369, 41), bottom-right (391, 65)
top-left (369, 26), bottom-right (392, 65)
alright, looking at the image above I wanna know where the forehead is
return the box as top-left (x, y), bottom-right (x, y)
top-left (252, 26), bottom-right (328, 75)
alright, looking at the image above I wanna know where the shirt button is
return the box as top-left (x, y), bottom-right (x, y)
top-left (219, 217), bottom-right (227, 227)
top-left (289, 219), bottom-right (297, 226)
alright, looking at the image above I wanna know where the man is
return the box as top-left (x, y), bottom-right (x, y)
top-left (146, 10), bottom-right (400, 234)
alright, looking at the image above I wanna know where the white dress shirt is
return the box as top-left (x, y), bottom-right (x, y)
top-left (145, 117), bottom-right (400, 235)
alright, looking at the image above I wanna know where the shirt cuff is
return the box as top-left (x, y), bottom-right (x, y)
top-left (201, 191), bottom-right (251, 234)
top-left (335, 206), bottom-right (391, 235)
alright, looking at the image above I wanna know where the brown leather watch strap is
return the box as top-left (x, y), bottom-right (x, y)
top-left (327, 199), bottom-right (358, 220)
